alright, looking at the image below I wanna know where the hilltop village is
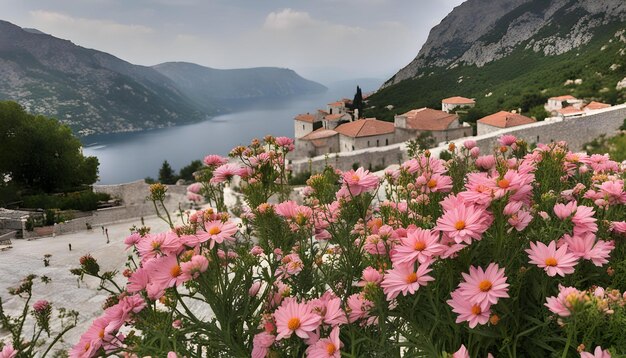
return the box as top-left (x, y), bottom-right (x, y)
top-left (289, 94), bottom-right (615, 160)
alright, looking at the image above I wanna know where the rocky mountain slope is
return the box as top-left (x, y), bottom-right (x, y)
top-left (384, 0), bottom-right (626, 87)
top-left (368, 0), bottom-right (626, 121)
top-left (153, 62), bottom-right (326, 112)
top-left (0, 20), bottom-right (326, 136)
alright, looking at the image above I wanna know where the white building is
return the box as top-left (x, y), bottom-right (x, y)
top-left (477, 111), bottom-right (536, 136)
top-left (545, 95), bottom-right (584, 111)
top-left (441, 96), bottom-right (475, 113)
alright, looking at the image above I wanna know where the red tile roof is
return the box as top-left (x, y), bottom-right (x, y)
top-left (335, 118), bottom-right (394, 138)
top-left (327, 101), bottom-right (345, 107)
top-left (555, 107), bottom-right (584, 116)
top-left (442, 96), bottom-right (475, 104)
top-left (549, 95), bottom-right (578, 101)
top-left (294, 113), bottom-right (316, 123)
top-left (478, 111), bottom-right (536, 128)
top-left (399, 108), bottom-right (460, 131)
top-left (324, 114), bottom-right (345, 121)
top-left (584, 101), bottom-right (611, 110)
top-left (300, 128), bottom-right (338, 141)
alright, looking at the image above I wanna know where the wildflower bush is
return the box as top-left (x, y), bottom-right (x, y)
top-left (27, 134), bottom-right (626, 357)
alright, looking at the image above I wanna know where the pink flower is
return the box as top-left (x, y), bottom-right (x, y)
top-left (526, 241), bottom-right (578, 277)
top-left (203, 154), bottom-right (228, 167)
top-left (180, 255), bottom-right (209, 281)
top-left (273, 298), bottom-right (322, 340)
top-left (381, 263), bottom-right (434, 300)
top-left (252, 332), bottom-right (275, 358)
top-left (193, 220), bottom-right (238, 249)
top-left (580, 346), bottom-right (611, 358)
top-left (187, 182), bottom-right (202, 194)
top-left (210, 163), bottom-right (244, 183)
top-left (124, 233), bottom-right (142, 250)
top-left (452, 344), bottom-right (470, 358)
top-left (507, 210), bottom-right (532, 232)
top-left (0, 343), bottom-right (17, 358)
top-left (146, 255), bottom-right (185, 289)
top-left (346, 293), bottom-right (374, 323)
top-left (33, 299), bottom-right (50, 312)
top-left (305, 326), bottom-right (342, 358)
top-left (572, 205), bottom-right (598, 236)
top-left (470, 147), bottom-right (480, 158)
top-left (458, 263), bottom-right (509, 311)
top-left (391, 227), bottom-right (444, 265)
top-left (475, 155), bottom-right (496, 170)
top-left (598, 180), bottom-right (626, 205)
top-left (554, 201), bottom-right (577, 220)
top-left (436, 204), bottom-right (489, 245)
top-left (341, 168), bottom-right (379, 196)
top-left (71, 316), bottom-right (112, 358)
top-left (610, 221), bottom-right (626, 234)
top-left (498, 134), bottom-right (517, 146)
top-left (275, 201), bottom-right (313, 226)
top-left (463, 140), bottom-right (477, 150)
top-left (357, 266), bottom-right (383, 287)
top-left (275, 136), bottom-right (295, 151)
top-left (127, 267), bottom-right (149, 293)
top-left (103, 295), bottom-right (146, 334)
top-left (249, 281), bottom-right (262, 297)
top-left (447, 290), bottom-right (490, 328)
top-left (136, 232), bottom-right (181, 261)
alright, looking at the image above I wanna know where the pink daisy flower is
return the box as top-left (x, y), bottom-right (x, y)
top-left (458, 263), bottom-right (509, 311)
top-left (126, 267), bottom-right (150, 293)
top-left (203, 154), bottom-right (228, 167)
top-left (381, 263), bottom-right (434, 300)
top-left (580, 346), bottom-right (612, 358)
top-left (420, 173), bottom-right (453, 193)
top-left (357, 266), bottom-right (383, 287)
top-left (341, 168), bottom-right (379, 196)
top-left (274, 298), bottom-right (322, 340)
top-left (391, 227), bottom-right (444, 265)
top-left (436, 204), bottom-right (489, 245)
top-left (507, 210), bottom-right (532, 232)
top-left (194, 220), bottom-right (238, 249)
top-left (572, 205), bottom-right (598, 236)
top-left (210, 163), bottom-right (244, 183)
top-left (553, 201), bottom-right (577, 220)
top-left (526, 241), bottom-right (578, 277)
top-left (305, 326), bottom-right (342, 358)
top-left (475, 155), bottom-right (496, 170)
top-left (498, 134), bottom-right (517, 146)
top-left (309, 292), bottom-right (348, 327)
top-left (0, 344), bottom-right (17, 358)
top-left (252, 332), bottom-right (275, 358)
top-left (71, 316), bottom-right (112, 358)
top-left (124, 233), bottom-right (142, 250)
top-left (611, 221), bottom-right (626, 234)
top-left (180, 255), bottom-right (209, 281)
top-left (544, 285), bottom-right (583, 317)
top-left (453, 344), bottom-right (470, 358)
top-left (346, 293), bottom-right (374, 323)
top-left (147, 255), bottom-right (185, 289)
top-left (447, 290), bottom-right (490, 328)
top-left (136, 232), bottom-right (181, 261)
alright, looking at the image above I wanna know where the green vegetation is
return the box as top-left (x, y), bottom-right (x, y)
top-left (0, 101), bottom-right (101, 209)
top-left (155, 159), bottom-right (204, 184)
top-left (22, 191), bottom-right (111, 212)
top-left (367, 22), bottom-right (626, 123)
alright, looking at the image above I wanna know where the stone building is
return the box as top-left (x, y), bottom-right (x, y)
top-left (545, 95), bottom-right (583, 111)
top-left (477, 111), bottom-right (535, 135)
top-left (294, 128), bottom-right (339, 158)
top-left (335, 118), bottom-right (395, 152)
top-left (441, 96), bottom-right (475, 113)
top-left (584, 101), bottom-right (612, 113)
top-left (293, 113), bottom-right (319, 139)
top-left (394, 108), bottom-right (472, 143)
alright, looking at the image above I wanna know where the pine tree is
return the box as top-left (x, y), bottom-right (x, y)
top-left (352, 86), bottom-right (364, 119)
top-left (158, 160), bottom-right (177, 184)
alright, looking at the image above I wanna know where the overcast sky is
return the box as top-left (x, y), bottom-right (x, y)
top-left (1, 0), bottom-right (464, 84)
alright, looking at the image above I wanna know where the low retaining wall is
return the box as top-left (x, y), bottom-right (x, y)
top-left (290, 104), bottom-right (626, 174)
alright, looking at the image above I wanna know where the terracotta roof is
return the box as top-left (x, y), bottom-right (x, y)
top-left (555, 107), bottom-right (584, 116)
top-left (335, 118), bottom-right (394, 138)
top-left (327, 101), bottom-right (345, 107)
top-left (399, 108), bottom-right (459, 131)
top-left (324, 114), bottom-right (344, 121)
top-left (294, 113), bottom-right (316, 123)
top-left (478, 111), bottom-right (536, 128)
top-left (301, 128), bottom-right (338, 141)
top-left (549, 95), bottom-right (578, 101)
top-left (318, 110), bottom-right (329, 116)
top-left (442, 96), bottom-right (475, 104)
top-left (584, 101), bottom-right (611, 110)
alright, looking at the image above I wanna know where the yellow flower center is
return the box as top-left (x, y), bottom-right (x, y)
top-left (414, 241), bottom-right (426, 251)
top-left (406, 272), bottom-right (418, 284)
top-left (478, 280), bottom-right (492, 292)
top-left (170, 265), bottom-right (182, 278)
top-left (287, 317), bottom-right (301, 331)
top-left (427, 179), bottom-right (437, 188)
top-left (99, 328), bottom-right (105, 339)
top-left (497, 179), bottom-right (510, 188)
top-left (84, 342), bottom-right (91, 352)
top-left (351, 174), bottom-right (361, 182)
top-left (545, 257), bottom-right (558, 267)
top-left (454, 221), bottom-right (466, 230)
top-left (295, 213), bottom-right (307, 225)
top-left (471, 305), bottom-right (482, 315)
top-left (151, 241), bottom-right (161, 250)
top-left (208, 226), bottom-right (221, 235)
top-left (326, 343), bottom-right (337, 354)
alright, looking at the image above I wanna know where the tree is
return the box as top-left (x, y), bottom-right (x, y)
top-left (178, 160), bottom-right (203, 182)
top-left (0, 101), bottom-right (99, 193)
top-left (352, 86), bottom-right (364, 118)
top-left (158, 160), bottom-right (177, 184)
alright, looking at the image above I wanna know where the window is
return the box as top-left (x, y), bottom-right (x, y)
top-left (352, 145), bottom-right (355, 150)
top-left (302, 125), bottom-right (305, 130)
top-left (367, 141), bottom-right (370, 146)
top-left (376, 140), bottom-right (379, 147)
top-left (386, 139), bottom-right (389, 145)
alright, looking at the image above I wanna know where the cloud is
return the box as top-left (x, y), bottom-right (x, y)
top-left (29, 10), bottom-right (154, 37)
top-left (263, 9), bottom-right (316, 30)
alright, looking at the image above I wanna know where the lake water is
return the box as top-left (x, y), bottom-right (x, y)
top-left (83, 81), bottom-right (380, 184)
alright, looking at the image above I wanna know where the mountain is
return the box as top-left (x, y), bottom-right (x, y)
top-left (153, 62), bottom-right (326, 111)
top-left (369, 0), bottom-right (626, 121)
top-left (0, 20), bottom-right (208, 136)
top-left (0, 21), bottom-right (326, 136)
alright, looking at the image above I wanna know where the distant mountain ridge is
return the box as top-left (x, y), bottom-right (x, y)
top-left (0, 20), bottom-right (326, 136)
top-left (152, 62), bottom-right (326, 112)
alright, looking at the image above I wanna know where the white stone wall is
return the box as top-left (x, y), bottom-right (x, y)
top-left (294, 120), bottom-right (314, 139)
top-left (290, 104), bottom-right (626, 175)
top-left (477, 122), bottom-right (503, 136)
top-left (442, 102), bottom-right (474, 113)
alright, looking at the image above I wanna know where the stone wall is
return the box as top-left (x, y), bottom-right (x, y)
top-left (290, 104), bottom-right (626, 174)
